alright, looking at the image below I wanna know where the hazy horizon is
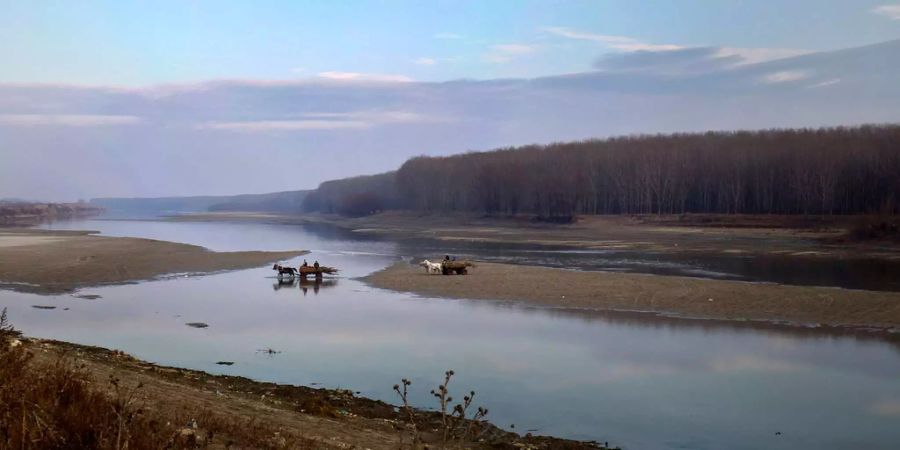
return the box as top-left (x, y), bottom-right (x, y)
top-left (3, 1), bottom-right (900, 202)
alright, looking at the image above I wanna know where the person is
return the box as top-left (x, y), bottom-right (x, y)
top-left (444, 255), bottom-right (450, 261)
top-left (314, 260), bottom-right (320, 269)
top-left (302, 259), bottom-right (308, 267)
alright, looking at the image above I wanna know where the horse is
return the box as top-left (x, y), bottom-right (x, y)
top-left (419, 259), bottom-right (442, 274)
top-left (272, 263), bottom-right (298, 279)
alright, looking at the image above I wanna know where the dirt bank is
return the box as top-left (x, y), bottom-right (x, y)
top-left (0, 229), bottom-right (306, 294)
top-left (365, 261), bottom-right (900, 331)
top-left (170, 211), bottom-right (900, 261)
top-left (3, 335), bottom-right (610, 449)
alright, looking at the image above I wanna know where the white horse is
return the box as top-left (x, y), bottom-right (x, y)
top-left (419, 259), bottom-right (443, 274)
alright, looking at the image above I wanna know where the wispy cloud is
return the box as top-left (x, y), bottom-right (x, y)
top-left (433, 32), bottom-right (463, 40)
top-left (483, 44), bottom-right (538, 63)
top-left (413, 57), bottom-right (437, 66)
top-left (199, 110), bottom-right (441, 133)
top-left (541, 26), bottom-right (682, 52)
top-left (0, 114), bottom-right (141, 126)
top-left (809, 78), bottom-right (841, 88)
top-left (714, 47), bottom-right (809, 65)
top-left (761, 70), bottom-right (810, 84)
top-left (872, 4), bottom-right (900, 20)
top-left (316, 71), bottom-right (413, 82)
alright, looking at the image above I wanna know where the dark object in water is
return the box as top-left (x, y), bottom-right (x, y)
top-left (32, 305), bottom-right (56, 310)
top-left (73, 294), bottom-right (102, 300)
top-left (186, 322), bottom-right (209, 328)
top-left (216, 361), bottom-right (234, 366)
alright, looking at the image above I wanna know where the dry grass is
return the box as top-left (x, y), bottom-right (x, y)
top-left (0, 309), bottom-right (321, 450)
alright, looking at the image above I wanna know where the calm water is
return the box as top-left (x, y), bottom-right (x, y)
top-left (1, 219), bottom-right (897, 449)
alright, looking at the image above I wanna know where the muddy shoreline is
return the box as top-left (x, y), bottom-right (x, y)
top-left (10, 336), bottom-right (611, 449)
top-left (0, 228), bottom-right (307, 294)
top-left (365, 261), bottom-right (900, 333)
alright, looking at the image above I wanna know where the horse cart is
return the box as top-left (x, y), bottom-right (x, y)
top-left (298, 265), bottom-right (338, 280)
top-left (273, 263), bottom-right (338, 280)
top-left (441, 260), bottom-right (473, 275)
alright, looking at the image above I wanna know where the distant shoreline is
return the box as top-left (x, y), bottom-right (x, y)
top-left (365, 261), bottom-right (900, 333)
top-left (0, 228), bottom-right (306, 294)
top-left (168, 211), bottom-right (900, 261)
top-left (0, 202), bottom-right (104, 227)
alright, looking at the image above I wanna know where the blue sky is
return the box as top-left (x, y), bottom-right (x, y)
top-left (3, 0), bottom-right (900, 85)
top-left (2, 1), bottom-right (900, 200)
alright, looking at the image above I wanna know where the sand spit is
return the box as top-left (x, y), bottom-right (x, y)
top-left (366, 261), bottom-right (900, 331)
top-left (0, 229), bottom-right (306, 294)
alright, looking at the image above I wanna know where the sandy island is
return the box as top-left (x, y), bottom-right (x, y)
top-left (0, 229), bottom-right (306, 294)
top-left (366, 261), bottom-right (900, 331)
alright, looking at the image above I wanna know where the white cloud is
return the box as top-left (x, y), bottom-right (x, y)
top-left (0, 114), bottom-right (141, 126)
top-left (762, 70), bottom-right (810, 84)
top-left (199, 110), bottom-right (441, 132)
top-left (483, 43), bottom-right (539, 63)
top-left (541, 26), bottom-right (683, 52)
top-left (414, 57), bottom-right (437, 66)
top-left (872, 4), bottom-right (900, 20)
top-left (809, 78), bottom-right (841, 88)
top-left (316, 71), bottom-right (413, 82)
top-left (433, 32), bottom-right (463, 40)
top-left (201, 119), bottom-right (369, 131)
top-left (714, 47), bottom-right (809, 65)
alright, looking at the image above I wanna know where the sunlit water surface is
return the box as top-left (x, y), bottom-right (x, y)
top-left (0, 219), bottom-right (897, 450)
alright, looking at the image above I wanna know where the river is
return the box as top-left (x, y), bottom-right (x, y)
top-left (1, 218), bottom-right (898, 449)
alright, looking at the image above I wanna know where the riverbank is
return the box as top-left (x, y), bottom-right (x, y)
top-left (170, 211), bottom-right (900, 261)
top-left (365, 261), bottom-right (900, 332)
top-left (0, 229), bottom-right (306, 294)
top-left (1, 333), bottom-right (611, 449)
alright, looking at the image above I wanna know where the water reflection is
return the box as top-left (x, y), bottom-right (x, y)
top-left (272, 277), bottom-right (338, 295)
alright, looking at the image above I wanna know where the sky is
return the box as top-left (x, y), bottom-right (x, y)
top-left (2, 1), bottom-right (900, 200)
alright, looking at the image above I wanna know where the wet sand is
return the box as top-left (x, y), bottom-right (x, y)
top-left (0, 229), bottom-right (306, 294)
top-left (365, 261), bottom-right (900, 331)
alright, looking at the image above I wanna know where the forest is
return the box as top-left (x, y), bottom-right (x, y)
top-left (302, 125), bottom-right (900, 218)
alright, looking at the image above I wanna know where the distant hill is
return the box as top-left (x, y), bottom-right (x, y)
top-left (91, 190), bottom-right (309, 216)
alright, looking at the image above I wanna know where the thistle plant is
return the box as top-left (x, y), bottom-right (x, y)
top-left (393, 378), bottom-right (420, 445)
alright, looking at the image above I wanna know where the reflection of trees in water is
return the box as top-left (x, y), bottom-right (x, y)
top-left (272, 278), bottom-right (338, 296)
top-left (489, 301), bottom-right (900, 355)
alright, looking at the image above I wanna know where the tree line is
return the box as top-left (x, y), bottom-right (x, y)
top-left (303, 125), bottom-right (900, 218)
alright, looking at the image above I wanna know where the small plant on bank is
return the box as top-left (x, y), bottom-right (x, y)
top-left (0, 307), bottom-right (21, 340)
top-left (393, 378), bottom-right (420, 446)
top-left (394, 369), bottom-right (490, 448)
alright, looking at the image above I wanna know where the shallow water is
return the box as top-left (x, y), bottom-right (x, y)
top-left (3, 219), bottom-right (899, 449)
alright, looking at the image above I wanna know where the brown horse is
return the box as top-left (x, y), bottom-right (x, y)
top-left (272, 263), bottom-right (298, 278)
